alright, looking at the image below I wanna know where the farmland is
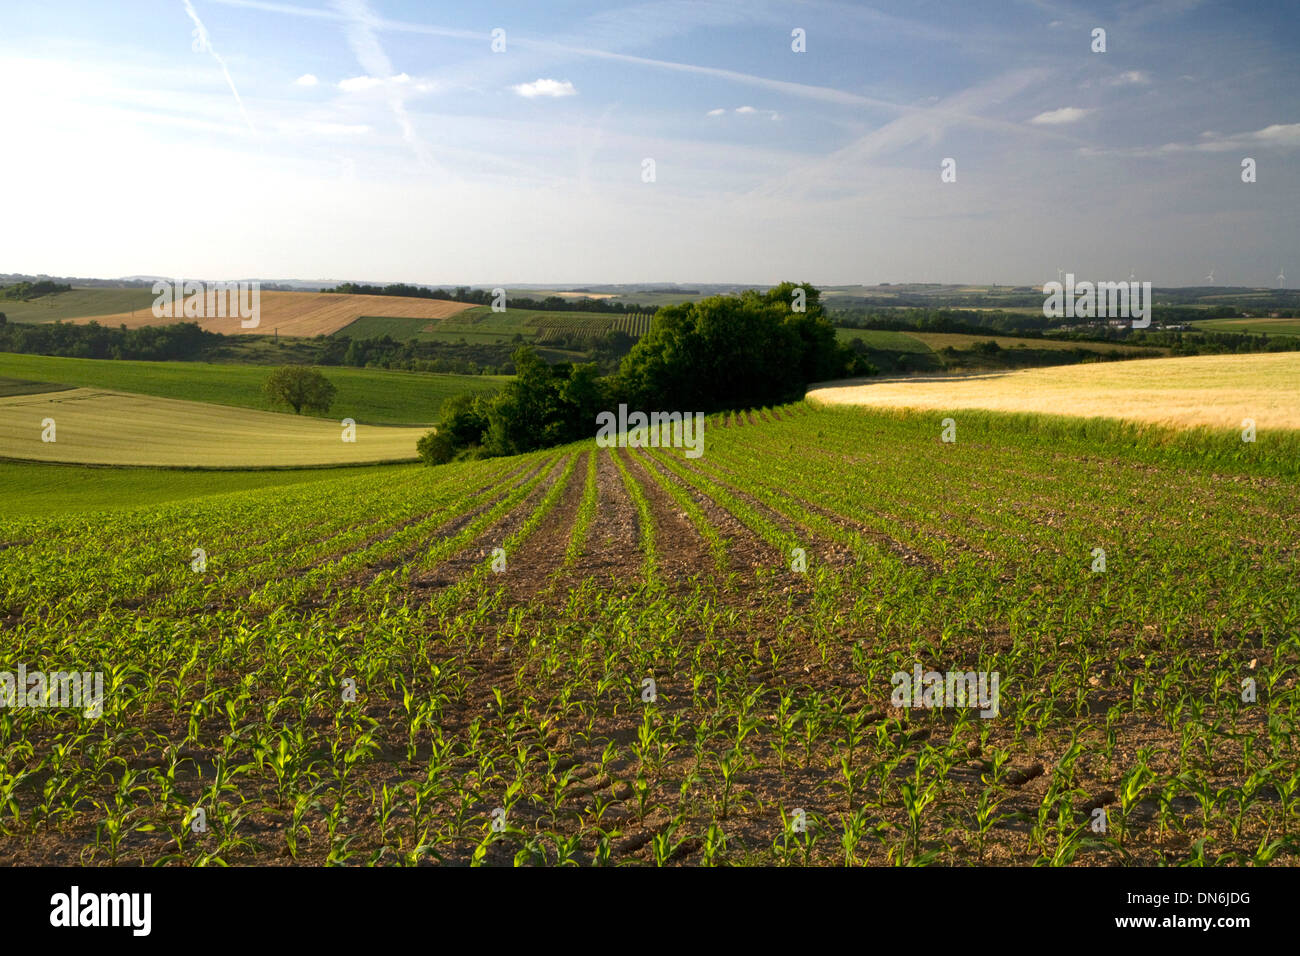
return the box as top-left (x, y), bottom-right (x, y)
top-left (0, 353), bottom-right (506, 426)
top-left (810, 352), bottom-right (1300, 431)
top-left (0, 388), bottom-right (422, 467)
top-left (1192, 316), bottom-right (1300, 336)
top-left (0, 461), bottom-right (391, 518)
top-left (833, 328), bottom-right (1164, 375)
top-left (1, 403), bottom-right (1296, 866)
top-left (0, 287), bottom-right (158, 324)
top-left (336, 307), bottom-right (655, 348)
top-left (905, 332), bottom-right (1159, 355)
top-left (62, 291), bottom-right (478, 338)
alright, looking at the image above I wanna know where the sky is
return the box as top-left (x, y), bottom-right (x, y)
top-left (0, 0), bottom-right (1297, 287)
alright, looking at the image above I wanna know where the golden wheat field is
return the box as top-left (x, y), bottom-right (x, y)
top-left (68, 291), bottom-right (477, 337)
top-left (0, 388), bottom-right (422, 466)
top-left (808, 352), bottom-right (1300, 430)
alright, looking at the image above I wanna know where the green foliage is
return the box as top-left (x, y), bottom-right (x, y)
top-left (263, 366), bottom-right (337, 415)
top-left (0, 280), bottom-right (72, 300)
top-left (0, 320), bottom-right (219, 361)
top-left (615, 282), bottom-right (854, 411)
top-left (416, 429), bottom-right (456, 465)
top-left (482, 350), bottom-right (608, 456)
top-left (418, 349), bottom-right (608, 464)
top-left (421, 283), bottom-right (857, 465)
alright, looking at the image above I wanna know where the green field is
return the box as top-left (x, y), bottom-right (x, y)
top-left (909, 332), bottom-right (1162, 354)
top-left (0, 286), bottom-right (157, 323)
top-left (0, 388), bottom-right (424, 467)
top-left (2, 402), bottom-right (1297, 865)
top-left (832, 328), bottom-right (1160, 374)
top-left (0, 376), bottom-right (74, 397)
top-left (0, 353), bottom-right (506, 425)
top-left (0, 460), bottom-right (393, 517)
top-left (834, 328), bottom-right (933, 352)
top-left (1192, 316), bottom-right (1300, 336)
top-left (335, 307), bottom-right (654, 347)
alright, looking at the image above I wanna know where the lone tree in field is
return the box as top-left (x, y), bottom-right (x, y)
top-left (263, 366), bottom-right (337, 415)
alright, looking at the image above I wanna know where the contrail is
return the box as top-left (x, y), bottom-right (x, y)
top-left (182, 0), bottom-right (255, 132)
top-left (331, 0), bottom-right (438, 170)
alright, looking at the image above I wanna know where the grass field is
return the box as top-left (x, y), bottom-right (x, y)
top-left (832, 329), bottom-right (1161, 374)
top-left (0, 376), bottom-right (74, 398)
top-left (60, 291), bottom-right (477, 337)
top-left (0, 353), bottom-right (505, 425)
top-left (0, 388), bottom-right (423, 467)
top-left (2, 402), bottom-right (1296, 866)
top-left (0, 287), bottom-right (157, 323)
top-left (834, 329), bottom-right (933, 352)
top-left (908, 332), bottom-right (1161, 354)
top-left (332, 315), bottom-right (445, 341)
top-left (809, 352), bottom-right (1300, 431)
top-left (1192, 316), bottom-right (1300, 336)
top-left (0, 461), bottom-right (394, 517)
top-left (334, 307), bottom-right (654, 347)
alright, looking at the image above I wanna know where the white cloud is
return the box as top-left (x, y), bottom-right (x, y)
top-left (512, 78), bottom-right (577, 98)
top-left (710, 105), bottom-right (780, 119)
top-left (339, 72), bottom-right (411, 92)
top-left (1103, 70), bottom-right (1150, 87)
top-left (1080, 122), bottom-right (1300, 158)
top-left (1252, 123), bottom-right (1300, 144)
top-left (1030, 106), bottom-right (1093, 125)
top-left (294, 73), bottom-right (319, 87)
top-left (339, 75), bottom-right (381, 91)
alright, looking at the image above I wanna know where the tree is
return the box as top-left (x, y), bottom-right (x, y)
top-left (614, 282), bottom-right (852, 412)
top-left (438, 392), bottom-right (491, 447)
top-left (263, 366), bottom-right (337, 415)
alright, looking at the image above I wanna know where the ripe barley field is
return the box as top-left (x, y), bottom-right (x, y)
top-left (809, 352), bottom-right (1300, 431)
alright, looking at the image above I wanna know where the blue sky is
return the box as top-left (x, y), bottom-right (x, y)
top-left (1, 0), bottom-right (1297, 286)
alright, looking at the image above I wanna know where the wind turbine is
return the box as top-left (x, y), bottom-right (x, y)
top-left (1128, 267), bottom-right (1136, 282)
top-left (1205, 267), bottom-right (1215, 284)
top-left (1278, 267), bottom-right (1286, 287)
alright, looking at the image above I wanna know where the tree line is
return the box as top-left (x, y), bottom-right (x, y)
top-left (418, 283), bottom-right (871, 464)
top-left (0, 280), bottom-right (73, 300)
top-left (321, 282), bottom-right (648, 314)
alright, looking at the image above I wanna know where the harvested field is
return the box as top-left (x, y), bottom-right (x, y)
top-left (67, 291), bottom-right (478, 337)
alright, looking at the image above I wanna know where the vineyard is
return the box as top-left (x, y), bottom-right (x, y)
top-left (1, 404), bottom-right (1297, 866)
top-left (530, 312), bottom-right (654, 346)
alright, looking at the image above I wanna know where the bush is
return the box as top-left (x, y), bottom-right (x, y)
top-left (417, 429), bottom-right (456, 465)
